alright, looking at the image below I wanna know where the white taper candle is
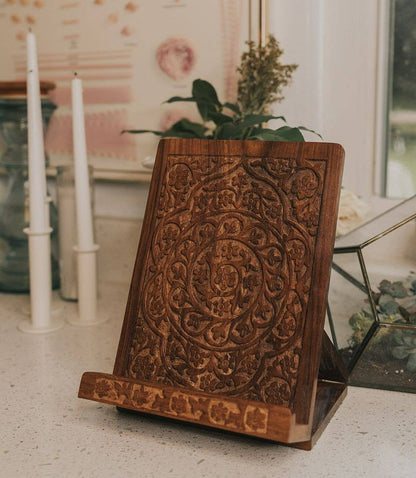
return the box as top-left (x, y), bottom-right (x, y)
top-left (20, 31), bottom-right (63, 334)
top-left (71, 75), bottom-right (94, 251)
top-left (26, 30), bottom-right (47, 232)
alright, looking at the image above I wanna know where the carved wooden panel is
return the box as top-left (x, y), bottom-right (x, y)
top-left (80, 139), bottom-right (346, 448)
top-left (125, 150), bottom-right (327, 408)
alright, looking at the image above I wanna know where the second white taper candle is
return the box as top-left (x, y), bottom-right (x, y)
top-left (71, 75), bottom-right (94, 251)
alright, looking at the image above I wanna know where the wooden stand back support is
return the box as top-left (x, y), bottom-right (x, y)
top-left (79, 139), bottom-right (346, 450)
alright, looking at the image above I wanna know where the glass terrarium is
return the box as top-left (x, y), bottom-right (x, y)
top-left (327, 195), bottom-right (416, 393)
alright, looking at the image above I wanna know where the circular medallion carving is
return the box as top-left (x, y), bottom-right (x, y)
top-left (189, 239), bottom-right (262, 320)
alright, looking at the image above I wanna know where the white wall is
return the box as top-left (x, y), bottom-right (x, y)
top-left (269, 0), bottom-right (383, 200)
top-left (94, 180), bottom-right (149, 219)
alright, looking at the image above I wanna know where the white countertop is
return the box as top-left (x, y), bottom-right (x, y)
top-left (1, 217), bottom-right (415, 478)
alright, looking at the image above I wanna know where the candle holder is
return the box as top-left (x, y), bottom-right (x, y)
top-left (18, 226), bottom-right (63, 334)
top-left (56, 164), bottom-right (95, 301)
top-left (0, 81), bottom-right (60, 292)
top-left (67, 244), bottom-right (107, 327)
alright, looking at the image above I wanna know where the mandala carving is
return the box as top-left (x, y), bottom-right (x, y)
top-left (126, 153), bottom-right (326, 408)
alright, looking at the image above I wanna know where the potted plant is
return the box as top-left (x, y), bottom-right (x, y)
top-left (124, 35), bottom-right (320, 142)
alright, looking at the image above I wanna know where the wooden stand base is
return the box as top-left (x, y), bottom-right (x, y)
top-left (79, 370), bottom-right (346, 450)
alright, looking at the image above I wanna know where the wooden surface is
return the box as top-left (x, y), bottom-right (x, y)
top-left (79, 139), bottom-right (345, 448)
top-left (0, 80), bottom-right (55, 96)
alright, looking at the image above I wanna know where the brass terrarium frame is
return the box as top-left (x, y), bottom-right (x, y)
top-left (327, 194), bottom-right (416, 391)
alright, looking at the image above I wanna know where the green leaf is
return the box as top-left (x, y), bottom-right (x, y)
top-left (407, 352), bottom-right (416, 372)
top-left (161, 119), bottom-right (208, 139)
top-left (239, 114), bottom-right (286, 127)
top-left (196, 101), bottom-right (216, 122)
top-left (223, 102), bottom-right (241, 115)
top-left (298, 126), bottom-right (323, 140)
top-left (122, 129), bottom-right (163, 136)
top-left (206, 111), bottom-right (235, 126)
top-left (161, 130), bottom-right (201, 138)
top-left (192, 79), bottom-right (221, 121)
top-left (249, 131), bottom-right (289, 141)
top-left (391, 346), bottom-right (410, 360)
top-left (164, 96), bottom-right (195, 104)
top-left (215, 122), bottom-right (245, 140)
top-left (273, 126), bottom-right (305, 141)
top-left (192, 79), bottom-right (221, 106)
top-left (403, 335), bottom-right (416, 346)
top-left (380, 301), bottom-right (400, 315)
top-left (248, 127), bottom-right (304, 142)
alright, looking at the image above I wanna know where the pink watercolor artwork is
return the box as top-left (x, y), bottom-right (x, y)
top-left (46, 109), bottom-right (137, 161)
top-left (108, 13), bottom-right (118, 24)
top-left (59, 2), bottom-right (79, 9)
top-left (125, 2), bottom-right (139, 13)
top-left (156, 37), bottom-right (196, 81)
top-left (121, 25), bottom-right (134, 37)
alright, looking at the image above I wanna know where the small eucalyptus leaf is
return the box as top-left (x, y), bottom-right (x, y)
top-left (403, 335), bottom-right (416, 347)
top-left (380, 301), bottom-right (400, 315)
top-left (392, 345), bottom-right (411, 360)
top-left (407, 352), bottom-right (416, 372)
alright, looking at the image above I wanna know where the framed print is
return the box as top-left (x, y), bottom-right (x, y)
top-left (0, 0), bottom-right (267, 181)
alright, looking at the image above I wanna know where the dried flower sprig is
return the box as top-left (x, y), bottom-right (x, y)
top-left (237, 34), bottom-right (298, 116)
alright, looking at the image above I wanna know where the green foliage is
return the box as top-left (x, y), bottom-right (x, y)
top-left (348, 312), bottom-right (373, 348)
top-left (237, 34), bottom-right (298, 116)
top-left (391, 331), bottom-right (416, 372)
top-left (124, 79), bottom-right (320, 142)
top-left (347, 271), bottom-right (416, 371)
top-left (124, 35), bottom-right (320, 142)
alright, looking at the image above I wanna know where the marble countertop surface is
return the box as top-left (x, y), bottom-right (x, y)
top-left (1, 217), bottom-right (415, 478)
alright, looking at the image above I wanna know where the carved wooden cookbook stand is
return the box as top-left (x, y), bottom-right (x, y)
top-left (79, 139), bottom-right (346, 450)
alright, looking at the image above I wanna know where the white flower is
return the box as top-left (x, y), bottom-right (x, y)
top-left (336, 188), bottom-right (371, 237)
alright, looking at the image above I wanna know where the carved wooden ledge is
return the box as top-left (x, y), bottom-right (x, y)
top-left (79, 369), bottom-right (346, 450)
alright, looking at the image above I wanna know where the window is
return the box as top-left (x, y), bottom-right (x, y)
top-left (386, 0), bottom-right (416, 198)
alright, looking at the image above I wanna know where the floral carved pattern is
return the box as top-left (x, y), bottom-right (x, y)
top-left (126, 153), bottom-right (326, 409)
top-left (92, 378), bottom-right (269, 435)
